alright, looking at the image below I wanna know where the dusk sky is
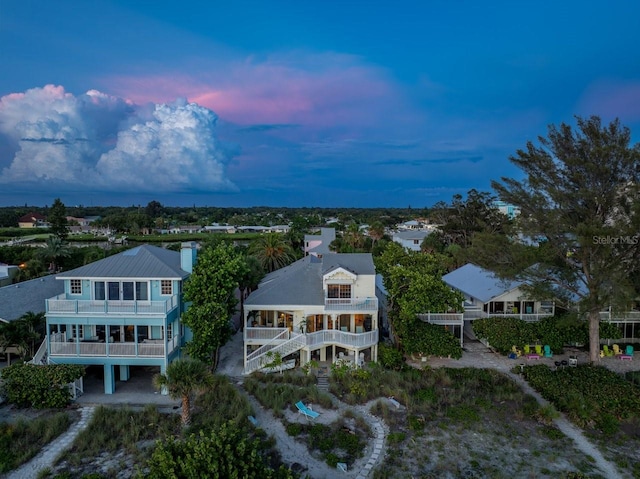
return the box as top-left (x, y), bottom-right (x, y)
top-left (1, 1), bottom-right (639, 208)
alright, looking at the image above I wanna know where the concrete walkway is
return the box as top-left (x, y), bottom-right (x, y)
top-left (5, 406), bottom-right (96, 479)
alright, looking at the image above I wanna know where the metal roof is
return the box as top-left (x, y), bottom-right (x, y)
top-left (0, 275), bottom-right (64, 322)
top-left (56, 245), bottom-right (188, 280)
top-left (442, 263), bottom-right (521, 303)
top-left (245, 253), bottom-right (375, 307)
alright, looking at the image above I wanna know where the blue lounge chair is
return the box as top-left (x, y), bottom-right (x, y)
top-left (295, 401), bottom-right (320, 420)
top-left (626, 345), bottom-right (634, 356)
top-left (543, 345), bottom-right (553, 358)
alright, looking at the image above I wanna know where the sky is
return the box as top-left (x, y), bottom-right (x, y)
top-left (1, 1), bottom-right (639, 208)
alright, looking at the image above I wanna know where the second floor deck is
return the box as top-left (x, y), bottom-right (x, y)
top-left (46, 294), bottom-right (180, 316)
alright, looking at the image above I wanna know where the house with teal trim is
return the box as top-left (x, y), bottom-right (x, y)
top-left (44, 242), bottom-right (197, 394)
top-left (243, 253), bottom-right (379, 374)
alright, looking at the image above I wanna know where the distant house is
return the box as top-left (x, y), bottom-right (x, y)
top-left (0, 263), bottom-right (18, 287)
top-left (18, 212), bottom-right (47, 228)
top-left (43, 243), bottom-right (197, 394)
top-left (493, 201), bottom-right (521, 219)
top-left (304, 228), bottom-right (336, 256)
top-left (443, 263), bottom-right (555, 323)
top-left (243, 253), bottom-right (379, 374)
top-left (0, 275), bottom-right (65, 363)
top-left (397, 220), bottom-right (422, 230)
top-left (203, 224), bottom-right (237, 234)
top-left (392, 230), bottom-right (430, 251)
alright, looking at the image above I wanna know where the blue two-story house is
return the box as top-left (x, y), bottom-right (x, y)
top-left (44, 242), bottom-right (197, 394)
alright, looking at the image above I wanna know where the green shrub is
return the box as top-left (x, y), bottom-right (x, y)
top-left (377, 343), bottom-right (405, 370)
top-left (1, 363), bottom-right (85, 408)
top-left (401, 320), bottom-right (463, 359)
top-left (143, 423), bottom-right (295, 478)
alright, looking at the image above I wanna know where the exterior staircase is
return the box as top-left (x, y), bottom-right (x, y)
top-left (29, 339), bottom-right (49, 365)
top-left (244, 330), bottom-right (306, 375)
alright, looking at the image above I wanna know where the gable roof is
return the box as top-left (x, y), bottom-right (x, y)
top-left (0, 275), bottom-right (64, 322)
top-left (245, 253), bottom-right (375, 307)
top-left (442, 263), bottom-right (522, 303)
top-left (56, 245), bottom-right (188, 280)
top-left (19, 212), bottom-right (46, 222)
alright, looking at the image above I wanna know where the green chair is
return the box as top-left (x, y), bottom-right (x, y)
top-left (543, 345), bottom-right (553, 358)
top-left (625, 345), bottom-right (634, 356)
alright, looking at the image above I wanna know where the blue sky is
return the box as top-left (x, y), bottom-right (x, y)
top-left (1, 1), bottom-right (639, 208)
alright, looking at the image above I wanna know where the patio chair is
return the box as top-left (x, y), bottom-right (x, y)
top-left (602, 345), bottom-right (614, 357)
top-left (625, 345), bottom-right (634, 356)
top-left (295, 401), bottom-right (320, 420)
top-left (523, 345), bottom-right (531, 354)
top-left (612, 344), bottom-right (622, 355)
top-left (543, 345), bottom-right (553, 358)
top-left (511, 345), bottom-right (522, 357)
top-left (535, 344), bottom-right (543, 356)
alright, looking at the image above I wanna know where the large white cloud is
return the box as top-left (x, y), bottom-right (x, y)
top-left (0, 85), bottom-right (236, 193)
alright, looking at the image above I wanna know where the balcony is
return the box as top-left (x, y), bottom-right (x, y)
top-left (306, 329), bottom-right (378, 348)
top-left (46, 294), bottom-right (179, 316)
top-left (244, 327), bottom-right (378, 349)
top-left (324, 297), bottom-right (378, 312)
top-left (418, 313), bottom-right (464, 325)
top-left (48, 333), bottom-right (181, 359)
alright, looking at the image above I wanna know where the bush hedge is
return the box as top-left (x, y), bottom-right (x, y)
top-left (472, 316), bottom-right (622, 355)
top-left (0, 363), bottom-right (85, 408)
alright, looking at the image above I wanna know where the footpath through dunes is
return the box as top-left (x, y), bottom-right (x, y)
top-left (410, 339), bottom-right (637, 479)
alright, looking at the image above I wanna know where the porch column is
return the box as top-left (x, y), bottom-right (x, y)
top-left (119, 365), bottom-right (130, 381)
top-left (160, 363), bottom-right (168, 395)
top-left (104, 365), bottom-right (115, 394)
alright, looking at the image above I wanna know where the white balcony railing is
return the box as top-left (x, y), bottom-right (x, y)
top-left (599, 310), bottom-right (640, 322)
top-left (46, 294), bottom-right (179, 315)
top-left (305, 329), bottom-right (378, 348)
top-left (324, 297), bottom-right (378, 311)
top-left (418, 313), bottom-right (464, 324)
top-left (48, 335), bottom-right (179, 358)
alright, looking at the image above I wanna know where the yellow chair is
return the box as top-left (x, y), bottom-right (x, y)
top-left (523, 345), bottom-right (531, 354)
top-left (602, 345), bottom-right (614, 357)
top-left (612, 344), bottom-right (622, 355)
top-left (535, 344), bottom-right (543, 356)
top-left (511, 345), bottom-right (522, 357)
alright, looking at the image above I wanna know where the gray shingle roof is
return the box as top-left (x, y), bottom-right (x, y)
top-left (56, 245), bottom-right (188, 280)
top-left (245, 253), bottom-right (375, 307)
top-left (442, 263), bottom-right (521, 303)
top-left (0, 275), bottom-right (64, 322)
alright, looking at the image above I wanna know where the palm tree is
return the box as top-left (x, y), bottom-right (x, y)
top-left (238, 255), bottom-right (265, 330)
top-left (368, 221), bottom-right (385, 250)
top-left (248, 233), bottom-right (296, 273)
top-left (153, 358), bottom-right (214, 426)
top-left (18, 312), bottom-right (46, 358)
top-left (343, 223), bottom-right (364, 250)
top-left (0, 321), bottom-right (28, 364)
top-left (38, 236), bottom-right (72, 272)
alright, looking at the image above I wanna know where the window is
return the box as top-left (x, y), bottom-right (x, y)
top-left (327, 284), bottom-right (351, 299)
top-left (108, 282), bottom-right (120, 300)
top-left (122, 282), bottom-right (134, 300)
top-left (94, 281), bottom-right (149, 300)
top-left (70, 279), bottom-right (82, 295)
top-left (161, 280), bottom-right (173, 295)
top-left (71, 324), bottom-right (84, 339)
top-left (136, 282), bottom-right (148, 300)
top-left (95, 282), bottom-right (105, 300)
top-left (167, 323), bottom-right (173, 340)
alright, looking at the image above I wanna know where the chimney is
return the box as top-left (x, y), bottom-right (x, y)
top-left (180, 242), bottom-right (197, 273)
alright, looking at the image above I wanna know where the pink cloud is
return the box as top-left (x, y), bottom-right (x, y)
top-left (577, 79), bottom-right (640, 123)
top-left (104, 52), bottom-right (420, 130)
